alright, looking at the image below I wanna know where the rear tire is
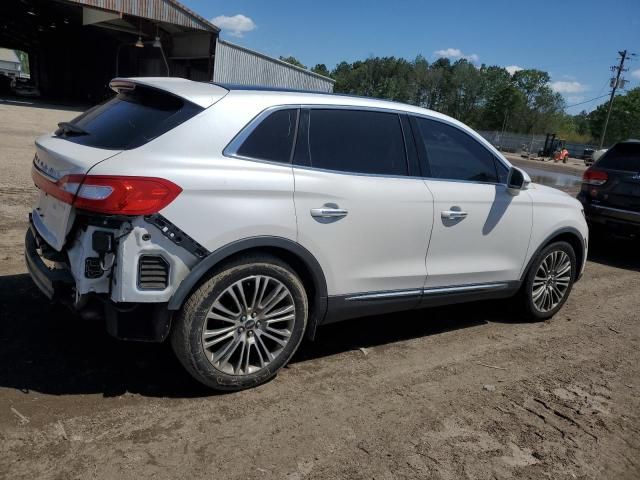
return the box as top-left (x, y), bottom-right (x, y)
top-left (518, 241), bottom-right (576, 321)
top-left (171, 254), bottom-right (308, 391)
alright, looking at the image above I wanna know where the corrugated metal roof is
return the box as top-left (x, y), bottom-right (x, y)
top-left (65, 0), bottom-right (220, 32)
top-left (213, 40), bottom-right (335, 93)
top-left (0, 48), bottom-right (21, 64)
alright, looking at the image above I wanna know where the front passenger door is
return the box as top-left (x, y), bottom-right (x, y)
top-left (412, 117), bottom-right (533, 288)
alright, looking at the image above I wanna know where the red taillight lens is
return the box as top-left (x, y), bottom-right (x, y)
top-left (31, 167), bottom-right (79, 204)
top-left (32, 168), bottom-right (181, 215)
top-left (72, 176), bottom-right (182, 215)
top-left (582, 168), bottom-right (608, 186)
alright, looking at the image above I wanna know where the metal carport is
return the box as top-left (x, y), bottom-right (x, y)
top-left (0, 0), bottom-right (219, 102)
top-left (1, 0), bottom-right (334, 104)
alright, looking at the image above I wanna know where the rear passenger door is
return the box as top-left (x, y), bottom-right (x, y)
top-left (293, 108), bottom-right (434, 300)
top-left (411, 116), bottom-right (533, 288)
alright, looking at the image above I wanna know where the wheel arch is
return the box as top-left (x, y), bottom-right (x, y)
top-left (521, 227), bottom-right (586, 283)
top-left (167, 237), bottom-right (328, 339)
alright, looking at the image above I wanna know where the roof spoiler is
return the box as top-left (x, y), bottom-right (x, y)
top-left (108, 77), bottom-right (229, 108)
top-left (109, 79), bottom-right (136, 93)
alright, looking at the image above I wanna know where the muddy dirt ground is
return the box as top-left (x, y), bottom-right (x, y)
top-left (1, 99), bottom-right (639, 480)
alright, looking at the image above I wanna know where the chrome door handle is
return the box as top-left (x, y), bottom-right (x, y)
top-left (441, 210), bottom-right (468, 220)
top-left (310, 208), bottom-right (348, 218)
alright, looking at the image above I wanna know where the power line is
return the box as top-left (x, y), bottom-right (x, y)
top-left (565, 93), bottom-right (610, 109)
top-left (594, 77), bottom-right (611, 98)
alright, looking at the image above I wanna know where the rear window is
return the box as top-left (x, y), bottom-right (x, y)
top-left (57, 86), bottom-right (203, 150)
top-left (597, 143), bottom-right (640, 171)
top-left (306, 109), bottom-right (407, 176)
top-left (236, 109), bottom-right (298, 163)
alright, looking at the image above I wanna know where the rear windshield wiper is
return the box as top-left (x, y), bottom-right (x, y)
top-left (55, 121), bottom-right (89, 136)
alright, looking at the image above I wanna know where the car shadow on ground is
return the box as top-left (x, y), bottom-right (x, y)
top-left (587, 233), bottom-right (639, 272)
top-left (296, 299), bottom-right (519, 364)
top-left (0, 273), bottom-right (529, 399)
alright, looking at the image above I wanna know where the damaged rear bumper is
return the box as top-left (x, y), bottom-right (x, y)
top-left (24, 223), bottom-right (73, 301)
top-left (24, 213), bottom-right (200, 343)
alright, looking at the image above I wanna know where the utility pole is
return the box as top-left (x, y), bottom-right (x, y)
top-left (599, 50), bottom-right (628, 149)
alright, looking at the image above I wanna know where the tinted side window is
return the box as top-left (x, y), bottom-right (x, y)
top-left (597, 143), bottom-right (640, 171)
top-left (236, 109), bottom-right (297, 163)
top-left (416, 118), bottom-right (499, 183)
top-left (307, 109), bottom-right (407, 175)
top-left (495, 160), bottom-right (509, 183)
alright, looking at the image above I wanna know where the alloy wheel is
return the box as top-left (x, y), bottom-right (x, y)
top-left (531, 250), bottom-right (572, 313)
top-left (201, 275), bottom-right (296, 375)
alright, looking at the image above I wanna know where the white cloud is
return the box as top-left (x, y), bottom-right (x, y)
top-left (631, 69), bottom-right (640, 80)
top-left (434, 48), bottom-right (463, 57)
top-left (505, 65), bottom-right (523, 75)
top-left (549, 81), bottom-right (588, 94)
top-left (434, 48), bottom-right (479, 63)
top-left (211, 14), bottom-right (256, 37)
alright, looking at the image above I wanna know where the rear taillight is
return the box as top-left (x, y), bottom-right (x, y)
top-left (32, 168), bottom-right (77, 204)
top-left (32, 168), bottom-right (181, 215)
top-left (70, 176), bottom-right (182, 215)
top-left (582, 168), bottom-right (608, 186)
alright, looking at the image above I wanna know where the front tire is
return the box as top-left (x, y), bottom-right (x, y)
top-left (171, 254), bottom-right (308, 391)
top-left (519, 241), bottom-right (576, 320)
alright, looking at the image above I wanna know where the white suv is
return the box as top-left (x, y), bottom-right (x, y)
top-left (26, 78), bottom-right (588, 390)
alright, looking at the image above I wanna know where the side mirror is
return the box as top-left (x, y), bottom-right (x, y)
top-left (507, 167), bottom-right (529, 195)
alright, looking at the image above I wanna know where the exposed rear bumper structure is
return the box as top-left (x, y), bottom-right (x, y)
top-left (24, 219), bottom-right (175, 343)
top-left (24, 226), bottom-right (73, 300)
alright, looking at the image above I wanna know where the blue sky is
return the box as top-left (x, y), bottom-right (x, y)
top-left (183, 0), bottom-right (640, 114)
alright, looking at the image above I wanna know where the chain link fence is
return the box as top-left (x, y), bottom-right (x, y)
top-left (478, 131), bottom-right (597, 159)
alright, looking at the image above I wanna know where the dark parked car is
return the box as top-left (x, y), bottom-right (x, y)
top-left (583, 148), bottom-right (595, 166)
top-left (578, 139), bottom-right (640, 236)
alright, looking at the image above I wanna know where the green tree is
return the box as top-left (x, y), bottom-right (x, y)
top-left (475, 66), bottom-right (513, 130)
top-left (291, 52), bottom-right (573, 137)
top-left (509, 69), bottom-right (564, 133)
top-left (573, 110), bottom-right (591, 136)
top-left (448, 59), bottom-right (483, 124)
top-left (311, 64), bottom-right (331, 78)
top-left (417, 57), bottom-right (453, 112)
top-left (332, 57), bottom-right (415, 103)
top-left (554, 111), bottom-right (594, 143)
top-left (16, 50), bottom-right (30, 75)
top-left (588, 88), bottom-right (640, 146)
top-left (279, 56), bottom-right (306, 69)
top-left (481, 83), bottom-right (524, 131)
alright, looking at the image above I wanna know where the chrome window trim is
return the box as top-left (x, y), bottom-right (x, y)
top-left (290, 163), bottom-right (425, 181)
top-left (410, 113), bottom-right (511, 185)
top-left (422, 177), bottom-right (510, 188)
top-left (223, 102), bottom-right (511, 184)
top-left (223, 105), bottom-right (301, 164)
top-left (225, 104), bottom-right (415, 178)
top-left (302, 105), bottom-right (410, 177)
